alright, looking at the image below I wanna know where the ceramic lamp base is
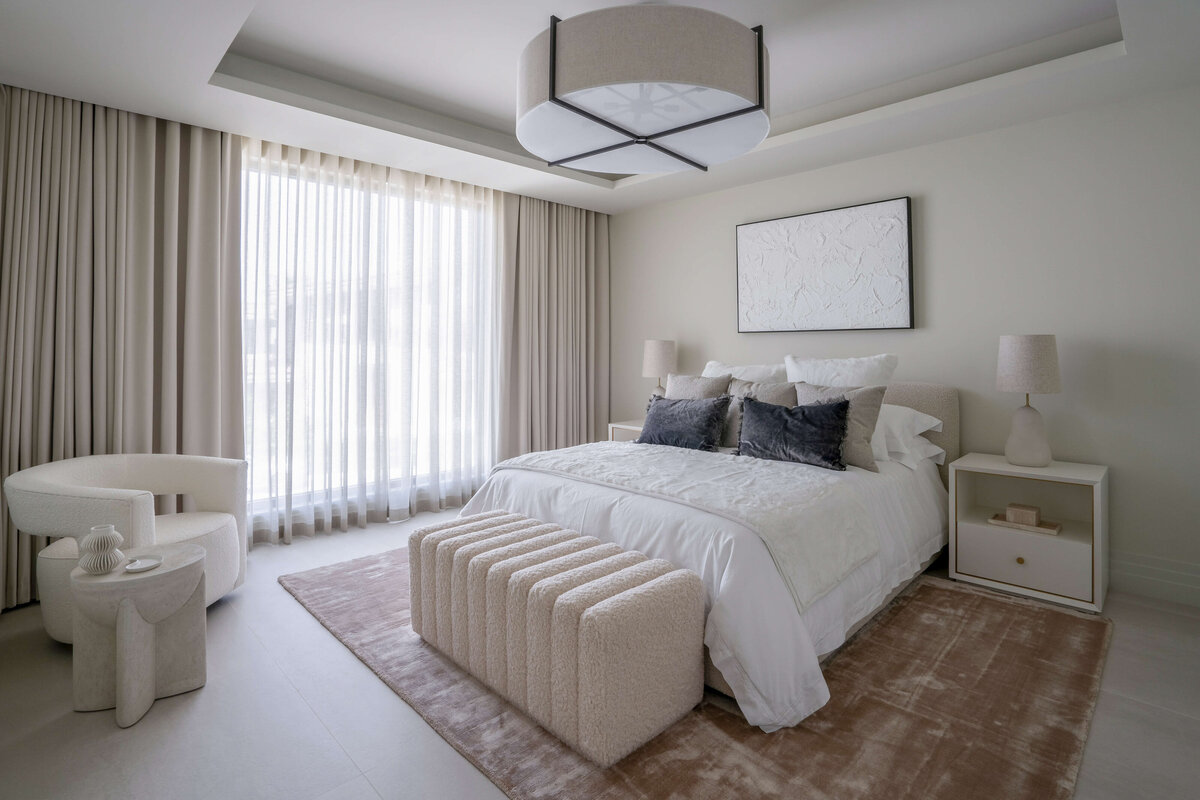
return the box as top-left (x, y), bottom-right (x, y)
top-left (1005, 404), bottom-right (1052, 467)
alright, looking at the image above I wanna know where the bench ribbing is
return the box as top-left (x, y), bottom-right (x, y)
top-left (408, 511), bottom-right (705, 767)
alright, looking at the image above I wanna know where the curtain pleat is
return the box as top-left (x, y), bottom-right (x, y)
top-left (0, 85), bottom-right (243, 609)
top-left (241, 140), bottom-right (498, 544)
top-left (496, 194), bottom-right (610, 461)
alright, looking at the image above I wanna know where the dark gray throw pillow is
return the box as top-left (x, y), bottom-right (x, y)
top-left (722, 378), bottom-right (800, 449)
top-left (636, 395), bottom-right (731, 452)
top-left (738, 396), bottom-right (849, 471)
top-left (794, 382), bottom-right (886, 472)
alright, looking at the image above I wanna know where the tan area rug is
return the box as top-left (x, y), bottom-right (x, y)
top-left (279, 548), bottom-right (1111, 800)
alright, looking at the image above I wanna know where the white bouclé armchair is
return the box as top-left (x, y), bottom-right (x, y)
top-left (3, 454), bottom-right (248, 643)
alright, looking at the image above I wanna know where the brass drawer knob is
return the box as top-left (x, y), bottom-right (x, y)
top-left (1016, 557), bottom-right (1025, 565)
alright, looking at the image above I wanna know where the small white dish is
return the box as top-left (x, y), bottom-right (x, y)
top-left (124, 556), bottom-right (163, 573)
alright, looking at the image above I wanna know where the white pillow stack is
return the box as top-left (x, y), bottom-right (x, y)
top-left (871, 404), bottom-right (945, 469)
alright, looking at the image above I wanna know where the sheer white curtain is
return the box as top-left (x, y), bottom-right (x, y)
top-left (241, 140), bottom-right (496, 543)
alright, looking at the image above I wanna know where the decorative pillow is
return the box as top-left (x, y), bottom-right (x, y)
top-left (636, 395), bottom-right (731, 452)
top-left (665, 373), bottom-right (731, 399)
top-left (793, 383), bottom-right (886, 472)
top-left (738, 397), bottom-right (849, 471)
top-left (870, 404), bottom-right (944, 461)
top-left (784, 354), bottom-right (898, 387)
top-left (702, 360), bottom-right (787, 383)
top-left (722, 378), bottom-right (799, 449)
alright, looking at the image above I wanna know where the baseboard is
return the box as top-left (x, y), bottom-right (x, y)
top-left (1110, 550), bottom-right (1200, 609)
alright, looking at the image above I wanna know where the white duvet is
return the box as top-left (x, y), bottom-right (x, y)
top-left (461, 443), bottom-right (947, 730)
top-left (496, 442), bottom-right (877, 613)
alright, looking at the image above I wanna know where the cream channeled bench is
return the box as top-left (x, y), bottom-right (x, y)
top-left (409, 510), bottom-right (705, 767)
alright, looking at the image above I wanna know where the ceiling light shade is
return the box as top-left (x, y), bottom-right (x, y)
top-left (517, 5), bottom-right (769, 174)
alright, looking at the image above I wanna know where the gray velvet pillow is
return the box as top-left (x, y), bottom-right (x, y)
top-left (722, 379), bottom-right (799, 449)
top-left (738, 396), bottom-right (849, 471)
top-left (636, 395), bottom-right (732, 452)
top-left (793, 383), bottom-right (886, 472)
top-left (665, 373), bottom-right (731, 399)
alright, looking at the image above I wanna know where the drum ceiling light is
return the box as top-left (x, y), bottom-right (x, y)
top-left (516, 5), bottom-right (769, 174)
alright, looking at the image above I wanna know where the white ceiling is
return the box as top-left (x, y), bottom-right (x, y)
top-left (1, 1), bottom-right (1199, 214)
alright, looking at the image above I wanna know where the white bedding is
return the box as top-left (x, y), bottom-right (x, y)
top-left (496, 442), bottom-right (877, 612)
top-left (461, 447), bottom-right (947, 731)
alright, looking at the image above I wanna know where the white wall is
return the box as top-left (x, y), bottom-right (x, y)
top-left (609, 83), bottom-right (1200, 607)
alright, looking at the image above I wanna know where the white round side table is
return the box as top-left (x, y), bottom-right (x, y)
top-left (70, 543), bottom-right (207, 727)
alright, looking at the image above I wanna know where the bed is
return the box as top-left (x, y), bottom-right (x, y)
top-left (461, 381), bottom-right (960, 731)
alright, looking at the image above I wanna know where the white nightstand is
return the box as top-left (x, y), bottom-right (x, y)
top-left (949, 453), bottom-right (1108, 612)
top-left (608, 419), bottom-right (644, 442)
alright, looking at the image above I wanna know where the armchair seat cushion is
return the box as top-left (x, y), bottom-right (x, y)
top-left (154, 512), bottom-right (240, 605)
top-left (33, 511), bottom-right (238, 642)
top-left (36, 511), bottom-right (240, 617)
top-left (40, 536), bottom-right (80, 560)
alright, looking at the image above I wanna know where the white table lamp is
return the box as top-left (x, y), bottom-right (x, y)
top-left (642, 339), bottom-right (677, 396)
top-left (996, 334), bottom-right (1061, 467)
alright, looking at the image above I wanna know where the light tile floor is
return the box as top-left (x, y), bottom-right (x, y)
top-left (1, 512), bottom-right (1197, 799)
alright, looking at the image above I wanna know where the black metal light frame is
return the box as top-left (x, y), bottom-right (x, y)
top-left (545, 15), bottom-right (765, 172)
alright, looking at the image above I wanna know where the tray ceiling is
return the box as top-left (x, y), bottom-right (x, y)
top-left (1, 1), bottom-right (1198, 213)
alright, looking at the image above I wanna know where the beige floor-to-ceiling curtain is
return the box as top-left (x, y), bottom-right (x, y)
top-left (0, 85), bottom-right (242, 609)
top-left (497, 194), bottom-right (610, 461)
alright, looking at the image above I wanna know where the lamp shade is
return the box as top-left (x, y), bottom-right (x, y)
top-left (642, 339), bottom-right (677, 378)
top-left (517, 5), bottom-right (769, 173)
top-left (996, 335), bottom-right (1061, 395)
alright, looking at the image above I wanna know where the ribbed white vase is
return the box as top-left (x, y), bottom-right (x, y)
top-left (79, 524), bottom-right (125, 575)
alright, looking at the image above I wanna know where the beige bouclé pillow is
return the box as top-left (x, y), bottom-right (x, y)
top-left (793, 383), bottom-right (886, 472)
top-left (664, 373), bottom-right (732, 400)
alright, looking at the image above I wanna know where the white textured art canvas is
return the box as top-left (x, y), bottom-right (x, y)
top-left (736, 197), bottom-right (912, 331)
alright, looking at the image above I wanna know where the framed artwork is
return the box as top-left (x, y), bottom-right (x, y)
top-left (736, 196), bottom-right (913, 332)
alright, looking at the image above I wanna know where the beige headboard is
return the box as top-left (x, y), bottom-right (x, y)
top-left (881, 382), bottom-right (960, 486)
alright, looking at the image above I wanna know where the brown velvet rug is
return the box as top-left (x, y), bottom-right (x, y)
top-left (279, 548), bottom-right (1111, 800)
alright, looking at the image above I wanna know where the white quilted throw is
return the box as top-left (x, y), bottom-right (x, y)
top-left (495, 442), bottom-right (877, 612)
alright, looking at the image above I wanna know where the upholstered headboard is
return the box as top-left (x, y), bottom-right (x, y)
top-left (880, 382), bottom-right (960, 486)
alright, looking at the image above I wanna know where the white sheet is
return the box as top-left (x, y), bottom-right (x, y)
top-left (461, 453), bottom-right (947, 731)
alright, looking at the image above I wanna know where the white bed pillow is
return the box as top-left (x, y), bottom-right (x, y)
top-left (784, 354), bottom-right (898, 387)
top-left (702, 360), bottom-right (786, 383)
top-left (870, 403), bottom-right (945, 464)
top-left (890, 436), bottom-right (946, 469)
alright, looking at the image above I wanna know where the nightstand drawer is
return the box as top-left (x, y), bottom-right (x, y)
top-left (956, 522), bottom-right (1092, 603)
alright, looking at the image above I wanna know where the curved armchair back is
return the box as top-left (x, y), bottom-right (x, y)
top-left (3, 455), bottom-right (248, 561)
top-left (4, 461), bottom-right (158, 546)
